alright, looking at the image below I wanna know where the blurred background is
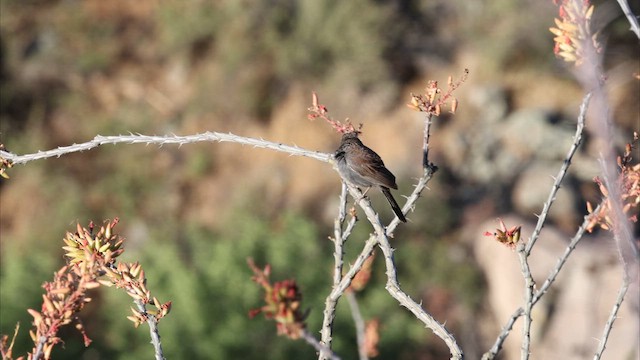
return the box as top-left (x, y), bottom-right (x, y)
top-left (1, 0), bottom-right (638, 359)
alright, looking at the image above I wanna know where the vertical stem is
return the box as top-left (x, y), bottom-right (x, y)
top-left (422, 114), bottom-right (434, 169)
top-left (592, 276), bottom-right (630, 360)
top-left (134, 299), bottom-right (165, 360)
top-left (319, 183), bottom-right (349, 359)
top-left (516, 244), bottom-right (535, 360)
top-left (346, 291), bottom-right (368, 360)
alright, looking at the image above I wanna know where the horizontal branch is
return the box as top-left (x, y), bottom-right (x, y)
top-left (1, 132), bottom-right (332, 165)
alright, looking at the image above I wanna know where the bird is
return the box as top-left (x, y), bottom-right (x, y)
top-left (335, 131), bottom-right (407, 222)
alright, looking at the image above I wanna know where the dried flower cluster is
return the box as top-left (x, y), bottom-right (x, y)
top-left (105, 262), bottom-right (172, 328)
top-left (587, 133), bottom-right (640, 232)
top-left (407, 69), bottom-right (468, 116)
top-left (247, 259), bottom-right (308, 339)
top-left (0, 219), bottom-right (170, 359)
top-left (484, 218), bottom-right (522, 249)
top-left (64, 219), bottom-right (171, 328)
top-left (549, 0), bottom-right (601, 65)
top-left (308, 92), bottom-right (358, 134)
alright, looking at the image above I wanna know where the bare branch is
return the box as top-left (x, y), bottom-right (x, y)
top-left (301, 330), bottom-right (342, 360)
top-left (423, 113), bottom-right (434, 169)
top-left (592, 277), bottom-right (630, 360)
top-left (482, 99), bottom-right (594, 359)
top-left (32, 336), bottom-right (47, 360)
top-left (133, 299), bottom-right (166, 360)
top-left (525, 92), bottom-right (591, 255)
top-left (516, 244), bottom-right (535, 360)
top-left (319, 232), bottom-right (377, 360)
top-left (0, 132), bottom-right (331, 166)
top-left (345, 181), bottom-right (463, 359)
top-left (482, 308), bottom-right (524, 360)
top-left (319, 184), bottom-right (350, 356)
top-left (345, 292), bottom-right (369, 360)
top-left (615, 0), bottom-right (640, 38)
top-left (533, 202), bottom-right (603, 304)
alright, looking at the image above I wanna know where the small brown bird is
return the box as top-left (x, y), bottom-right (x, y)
top-left (335, 131), bottom-right (407, 222)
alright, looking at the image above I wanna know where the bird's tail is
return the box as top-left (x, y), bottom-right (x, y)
top-left (381, 187), bottom-right (407, 223)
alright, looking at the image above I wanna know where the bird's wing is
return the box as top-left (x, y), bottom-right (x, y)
top-left (347, 154), bottom-right (398, 189)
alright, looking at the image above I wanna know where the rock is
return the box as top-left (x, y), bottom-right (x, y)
top-left (511, 162), bottom-right (579, 230)
top-left (500, 109), bottom-right (575, 162)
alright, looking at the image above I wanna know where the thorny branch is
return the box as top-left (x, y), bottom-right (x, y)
top-left (482, 92), bottom-right (593, 360)
top-left (0, 132), bottom-right (331, 167)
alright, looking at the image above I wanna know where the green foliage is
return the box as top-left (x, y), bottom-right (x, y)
top-left (0, 241), bottom-right (58, 355)
top-left (0, 2), bottom-right (485, 357)
top-left (159, 0), bottom-right (400, 120)
top-left (93, 212), bottom-right (328, 359)
top-left (0, 201), bottom-right (483, 359)
top-left (156, 2), bottom-right (221, 55)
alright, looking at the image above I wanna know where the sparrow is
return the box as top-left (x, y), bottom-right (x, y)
top-left (335, 131), bottom-right (407, 222)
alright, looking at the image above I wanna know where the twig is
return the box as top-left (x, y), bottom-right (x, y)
top-left (592, 276), bottom-right (630, 360)
top-left (319, 184), bottom-right (349, 356)
top-left (302, 329), bottom-right (342, 360)
top-left (481, 100), bottom-right (594, 359)
top-left (422, 113), bottom-right (434, 169)
top-left (0, 132), bottom-right (331, 166)
top-left (482, 203), bottom-right (603, 360)
top-left (32, 336), bottom-right (47, 360)
top-left (133, 299), bottom-right (165, 360)
top-left (345, 291), bottom-right (368, 360)
top-left (525, 92), bottom-right (591, 255)
top-left (615, 0), bottom-right (640, 39)
top-left (345, 182), bottom-right (463, 359)
top-left (332, 183), bottom-right (349, 286)
top-left (481, 308), bottom-right (524, 360)
top-left (320, 233), bottom-right (378, 357)
top-left (516, 244), bottom-right (535, 360)
top-left (533, 202), bottom-right (603, 305)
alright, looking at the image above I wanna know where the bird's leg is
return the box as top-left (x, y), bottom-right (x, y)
top-left (350, 186), bottom-right (371, 207)
top-left (359, 186), bottom-right (372, 199)
top-left (346, 186), bottom-right (371, 221)
top-left (353, 186), bottom-right (371, 206)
